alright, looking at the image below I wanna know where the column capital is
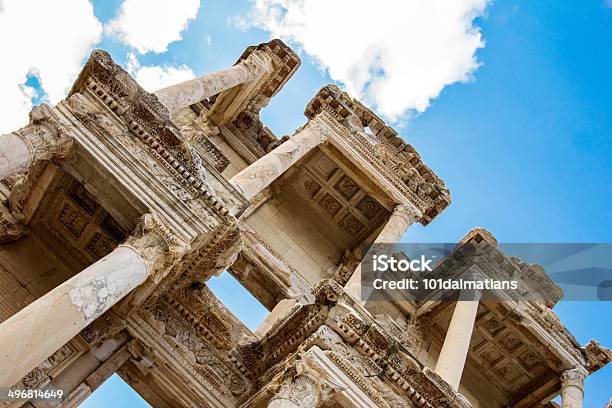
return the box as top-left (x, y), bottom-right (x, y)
top-left (14, 104), bottom-right (73, 166)
top-left (561, 366), bottom-right (588, 390)
top-left (392, 204), bottom-right (420, 224)
top-left (305, 116), bottom-right (333, 144)
top-left (120, 213), bottom-right (189, 283)
top-left (237, 49), bottom-right (273, 80)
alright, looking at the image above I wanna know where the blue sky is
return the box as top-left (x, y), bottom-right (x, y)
top-left (2, 0), bottom-right (609, 406)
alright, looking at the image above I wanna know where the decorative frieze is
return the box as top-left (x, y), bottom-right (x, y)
top-left (232, 280), bottom-right (342, 379)
top-left (68, 49), bottom-right (243, 220)
top-left (141, 298), bottom-right (248, 397)
top-left (81, 311), bottom-right (127, 348)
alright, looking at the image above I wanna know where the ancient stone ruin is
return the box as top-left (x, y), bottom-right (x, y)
top-left (0, 39), bottom-right (608, 408)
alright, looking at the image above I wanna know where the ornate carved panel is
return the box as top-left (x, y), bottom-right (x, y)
top-left (288, 150), bottom-right (390, 247)
top-left (33, 178), bottom-right (128, 270)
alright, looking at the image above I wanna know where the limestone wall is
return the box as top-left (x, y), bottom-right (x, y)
top-left (245, 192), bottom-right (344, 286)
top-left (0, 235), bottom-right (72, 322)
top-left (209, 133), bottom-right (249, 178)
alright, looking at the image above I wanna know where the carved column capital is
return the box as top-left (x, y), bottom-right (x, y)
top-left (119, 213), bottom-right (189, 283)
top-left (560, 366), bottom-right (588, 408)
top-left (14, 104), bottom-right (73, 165)
top-left (268, 372), bottom-right (320, 408)
top-left (238, 49), bottom-right (273, 79)
top-left (392, 204), bottom-right (420, 224)
top-left (305, 116), bottom-right (333, 144)
top-left (561, 366), bottom-right (588, 390)
top-left (268, 350), bottom-right (347, 408)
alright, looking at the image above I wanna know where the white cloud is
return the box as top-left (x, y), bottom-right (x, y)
top-left (240, 0), bottom-right (489, 120)
top-left (107, 0), bottom-right (200, 54)
top-left (0, 0), bottom-right (102, 133)
top-left (126, 53), bottom-right (195, 92)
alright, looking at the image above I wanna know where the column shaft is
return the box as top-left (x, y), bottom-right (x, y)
top-left (230, 121), bottom-right (329, 201)
top-left (560, 367), bottom-right (587, 408)
top-left (0, 133), bottom-right (32, 178)
top-left (561, 388), bottom-right (583, 408)
top-left (0, 213), bottom-right (186, 387)
top-left (0, 246), bottom-right (148, 386)
top-left (154, 61), bottom-right (261, 113)
top-left (344, 204), bottom-right (418, 303)
top-left (434, 291), bottom-right (481, 390)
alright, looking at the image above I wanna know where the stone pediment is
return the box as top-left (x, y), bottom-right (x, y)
top-left (69, 50), bottom-right (206, 192)
top-left (236, 39), bottom-right (301, 105)
top-left (305, 85), bottom-right (451, 224)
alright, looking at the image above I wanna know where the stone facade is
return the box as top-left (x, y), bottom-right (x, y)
top-left (0, 39), bottom-right (609, 408)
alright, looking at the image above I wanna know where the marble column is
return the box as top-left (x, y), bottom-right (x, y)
top-left (268, 374), bottom-right (320, 408)
top-left (229, 119), bottom-right (330, 201)
top-left (154, 52), bottom-right (269, 113)
top-left (0, 104), bottom-right (72, 179)
top-left (344, 204), bottom-right (419, 303)
top-left (434, 289), bottom-right (482, 391)
top-left (0, 214), bottom-right (187, 387)
top-left (560, 367), bottom-right (588, 408)
top-left (0, 133), bottom-right (32, 178)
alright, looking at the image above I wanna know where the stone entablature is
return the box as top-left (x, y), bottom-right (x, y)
top-left (236, 39), bottom-right (301, 105)
top-left (304, 85), bottom-right (450, 224)
top-left (67, 49), bottom-right (248, 222)
top-left (416, 228), bottom-right (564, 307)
top-left (232, 279), bottom-right (472, 408)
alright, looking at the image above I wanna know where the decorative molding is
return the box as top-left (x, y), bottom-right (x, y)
top-left (305, 85), bottom-right (451, 224)
top-left (67, 49), bottom-right (246, 220)
top-left (583, 340), bottom-right (612, 373)
top-left (231, 280), bottom-right (343, 379)
top-left (81, 311), bottom-right (127, 348)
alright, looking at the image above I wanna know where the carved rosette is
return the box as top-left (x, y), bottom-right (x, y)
top-left (120, 213), bottom-right (189, 283)
top-left (21, 367), bottom-right (50, 389)
top-left (80, 312), bottom-right (127, 347)
top-left (14, 104), bottom-right (73, 166)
